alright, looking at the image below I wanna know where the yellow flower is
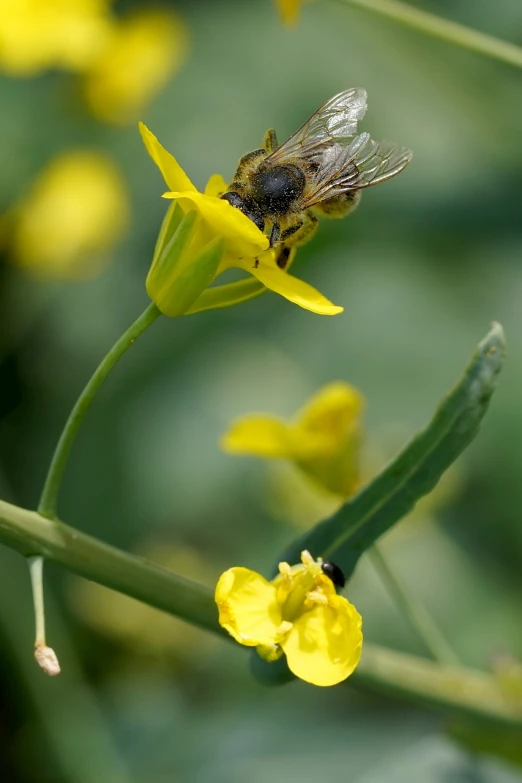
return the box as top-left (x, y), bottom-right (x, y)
top-left (83, 8), bottom-right (188, 125)
top-left (222, 382), bottom-right (364, 496)
top-left (140, 124), bottom-right (343, 316)
top-left (215, 550), bottom-right (362, 686)
top-left (0, 0), bottom-right (112, 76)
top-left (274, 0), bottom-right (310, 26)
top-left (4, 150), bottom-right (129, 278)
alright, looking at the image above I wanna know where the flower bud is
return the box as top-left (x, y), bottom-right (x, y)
top-left (146, 208), bottom-right (224, 317)
top-left (35, 643), bottom-right (61, 677)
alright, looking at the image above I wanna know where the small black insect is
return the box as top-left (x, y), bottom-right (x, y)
top-left (321, 560), bottom-right (346, 589)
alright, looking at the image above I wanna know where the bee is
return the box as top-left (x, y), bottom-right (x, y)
top-left (221, 89), bottom-right (412, 268)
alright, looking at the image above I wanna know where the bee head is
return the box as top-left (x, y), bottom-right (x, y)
top-left (221, 191), bottom-right (265, 233)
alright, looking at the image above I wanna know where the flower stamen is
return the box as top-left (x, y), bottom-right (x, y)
top-left (306, 589), bottom-right (329, 607)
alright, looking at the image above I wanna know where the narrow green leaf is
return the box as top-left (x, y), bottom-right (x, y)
top-left (279, 322), bottom-right (505, 577)
top-left (253, 324), bottom-right (505, 687)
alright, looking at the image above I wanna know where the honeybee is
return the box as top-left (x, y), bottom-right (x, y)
top-left (221, 89), bottom-right (412, 268)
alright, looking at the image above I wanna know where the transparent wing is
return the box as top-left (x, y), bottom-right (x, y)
top-left (266, 88), bottom-right (368, 164)
top-left (302, 133), bottom-right (413, 207)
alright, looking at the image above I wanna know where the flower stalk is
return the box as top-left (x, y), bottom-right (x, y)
top-left (368, 543), bottom-right (460, 667)
top-left (28, 555), bottom-right (61, 676)
top-left (334, 0), bottom-right (522, 70)
top-left (38, 303), bottom-right (161, 520)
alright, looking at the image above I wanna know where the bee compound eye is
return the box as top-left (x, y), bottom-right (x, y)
top-left (321, 560), bottom-right (346, 589)
top-left (245, 210), bottom-right (265, 232)
top-left (221, 191), bottom-right (245, 209)
top-left (221, 191), bottom-right (265, 232)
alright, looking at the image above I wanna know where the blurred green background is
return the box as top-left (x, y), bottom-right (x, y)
top-left (1, 0), bottom-right (522, 780)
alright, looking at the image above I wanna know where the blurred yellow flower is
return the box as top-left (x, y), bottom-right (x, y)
top-left (0, 0), bottom-right (112, 76)
top-left (84, 8), bottom-right (188, 125)
top-left (216, 549), bottom-right (362, 686)
top-left (5, 150), bottom-right (129, 278)
top-left (274, 0), bottom-right (310, 26)
top-left (222, 382), bottom-right (364, 496)
top-left (140, 124), bottom-right (343, 316)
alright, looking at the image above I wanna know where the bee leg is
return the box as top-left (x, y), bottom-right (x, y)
top-left (275, 246), bottom-right (296, 270)
top-left (269, 223), bottom-right (281, 247)
top-left (273, 214), bottom-right (317, 270)
top-left (263, 128), bottom-right (279, 154)
top-left (280, 212), bottom-right (318, 249)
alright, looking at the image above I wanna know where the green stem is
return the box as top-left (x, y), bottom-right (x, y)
top-left (0, 549), bottom-right (134, 783)
top-left (368, 543), bottom-right (460, 667)
top-left (38, 303), bottom-right (161, 520)
top-left (28, 555), bottom-right (47, 645)
top-left (0, 499), bottom-right (220, 635)
top-left (0, 468), bottom-right (134, 783)
top-left (333, 0), bottom-right (522, 69)
top-left (353, 644), bottom-right (520, 725)
top-left (0, 499), bottom-right (521, 728)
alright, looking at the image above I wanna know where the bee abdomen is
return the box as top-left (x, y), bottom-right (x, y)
top-left (314, 190), bottom-right (361, 218)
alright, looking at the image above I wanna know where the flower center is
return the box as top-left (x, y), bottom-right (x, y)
top-left (280, 574), bottom-right (316, 622)
top-left (277, 552), bottom-right (329, 624)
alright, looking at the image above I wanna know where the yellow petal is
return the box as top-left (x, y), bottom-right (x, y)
top-left (215, 567), bottom-right (281, 647)
top-left (274, 0), bottom-right (303, 26)
top-left (84, 9), bottom-right (189, 125)
top-left (139, 122), bottom-right (196, 193)
top-left (297, 382), bottom-right (365, 436)
top-left (248, 258), bottom-right (343, 316)
top-left (163, 191), bottom-right (269, 257)
top-left (290, 382), bottom-right (365, 496)
top-left (290, 381), bottom-right (364, 458)
top-left (8, 150), bottom-right (129, 279)
top-left (221, 415), bottom-right (294, 458)
top-left (282, 596), bottom-right (362, 686)
top-left (204, 173), bottom-right (228, 198)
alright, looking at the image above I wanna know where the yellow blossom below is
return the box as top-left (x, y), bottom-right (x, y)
top-left (84, 8), bottom-right (188, 125)
top-left (215, 550), bottom-right (362, 686)
top-left (221, 382), bottom-right (364, 496)
top-left (4, 150), bottom-right (129, 278)
top-left (140, 123), bottom-right (343, 315)
top-left (0, 0), bottom-right (112, 76)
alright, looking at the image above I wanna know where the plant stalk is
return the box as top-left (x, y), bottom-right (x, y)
top-left (38, 303), bottom-right (161, 520)
top-left (334, 0), bottom-right (522, 69)
top-left (0, 499), bottom-right (521, 728)
top-left (369, 543), bottom-right (460, 666)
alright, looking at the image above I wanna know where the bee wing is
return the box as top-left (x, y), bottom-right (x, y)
top-left (266, 89), bottom-right (368, 164)
top-left (302, 133), bottom-right (413, 207)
